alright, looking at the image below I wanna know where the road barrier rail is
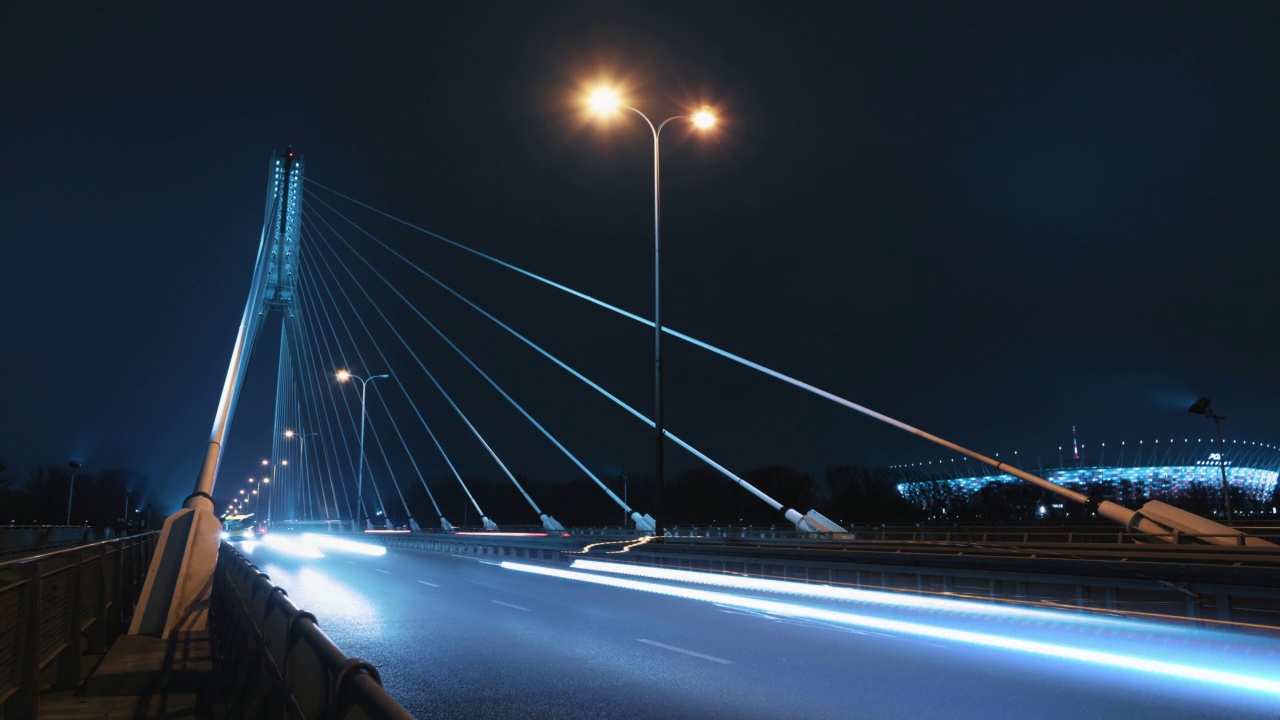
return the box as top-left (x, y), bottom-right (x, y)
top-left (212, 542), bottom-right (414, 720)
top-left (0, 532), bottom-right (156, 717)
top-left (619, 537), bottom-right (1280, 629)
top-left (378, 529), bottom-right (1280, 630)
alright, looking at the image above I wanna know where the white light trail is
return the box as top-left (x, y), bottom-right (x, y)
top-left (569, 560), bottom-right (1136, 628)
top-left (262, 533), bottom-right (325, 559)
top-left (300, 532), bottom-right (388, 556)
top-left (502, 561), bottom-right (1280, 697)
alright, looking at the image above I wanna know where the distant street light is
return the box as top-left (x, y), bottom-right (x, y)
top-left (284, 428), bottom-right (319, 526)
top-left (66, 461), bottom-right (81, 526)
top-left (337, 370), bottom-right (390, 531)
top-left (1188, 397), bottom-right (1233, 524)
top-left (260, 457), bottom-right (287, 525)
top-left (587, 86), bottom-right (717, 537)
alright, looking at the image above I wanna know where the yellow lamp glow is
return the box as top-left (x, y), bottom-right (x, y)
top-left (589, 88), bottom-right (621, 115)
top-left (692, 109), bottom-right (716, 129)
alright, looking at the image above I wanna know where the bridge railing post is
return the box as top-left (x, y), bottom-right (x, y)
top-left (6, 562), bottom-right (41, 718)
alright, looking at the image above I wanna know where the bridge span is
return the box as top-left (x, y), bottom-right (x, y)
top-left (235, 531), bottom-right (1280, 719)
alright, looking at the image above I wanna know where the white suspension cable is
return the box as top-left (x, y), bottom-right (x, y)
top-left (300, 227), bottom-right (453, 525)
top-left (295, 251), bottom-right (415, 523)
top-left (304, 198), bottom-right (786, 515)
top-left (305, 207), bottom-right (636, 518)
top-left (301, 212), bottom-right (543, 519)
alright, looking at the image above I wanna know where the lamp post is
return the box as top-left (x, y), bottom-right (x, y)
top-left (261, 458), bottom-right (286, 525)
top-left (284, 429), bottom-right (318, 523)
top-left (337, 370), bottom-right (390, 531)
top-left (66, 461), bottom-right (81, 526)
top-left (1188, 397), bottom-right (1233, 525)
top-left (621, 472), bottom-right (629, 527)
top-left (588, 87), bottom-right (716, 538)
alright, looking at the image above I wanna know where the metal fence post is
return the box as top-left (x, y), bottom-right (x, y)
top-left (57, 553), bottom-right (84, 688)
top-left (10, 563), bottom-right (41, 718)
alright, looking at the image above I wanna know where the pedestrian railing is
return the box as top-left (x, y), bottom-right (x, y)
top-left (0, 532), bottom-right (156, 717)
top-left (211, 542), bottom-right (413, 719)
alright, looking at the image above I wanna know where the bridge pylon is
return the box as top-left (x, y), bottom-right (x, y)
top-left (130, 150), bottom-right (304, 637)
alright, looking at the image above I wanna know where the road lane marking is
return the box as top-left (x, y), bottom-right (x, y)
top-left (637, 639), bottom-right (733, 665)
top-left (490, 600), bottom-right (531, 612)
top-left (417, 580), bottom-right (441, 587)
top-left (375, 569), bottom-right (391, 574)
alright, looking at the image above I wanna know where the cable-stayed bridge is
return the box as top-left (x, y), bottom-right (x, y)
top-left (95, 150), bottom-right (1280, 719)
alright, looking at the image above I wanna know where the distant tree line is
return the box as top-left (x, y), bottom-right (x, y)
top-left (389, 463), bottom-right (1280, 528)
top-left (0, 459), bottom-right (155, 530)
top-left (392, 464), bottom-right (921, 529)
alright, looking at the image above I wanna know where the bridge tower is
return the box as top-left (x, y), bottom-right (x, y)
top-left (130, 149), bottom-right (305, 637)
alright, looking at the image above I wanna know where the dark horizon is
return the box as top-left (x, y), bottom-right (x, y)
top-left (5, 2), bottom-right (1278, 519)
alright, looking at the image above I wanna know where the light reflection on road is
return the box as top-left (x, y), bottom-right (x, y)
top-left (258, 561), bottom-right (383, 633)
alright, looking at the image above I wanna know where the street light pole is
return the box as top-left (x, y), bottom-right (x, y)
top-left (1188, 397), bottom-right (1234, 525)
top-left (66, 461), bottom-right (81, 526)
top-left (337, 370), bottom-right (389, 531)
top-left (284, 429), bottom-right (318, 523)
top-left (588, 88), bottom-right (716, 538)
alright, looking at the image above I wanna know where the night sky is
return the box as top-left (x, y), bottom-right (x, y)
top-left (5, 2), bottom-right (1279, 516)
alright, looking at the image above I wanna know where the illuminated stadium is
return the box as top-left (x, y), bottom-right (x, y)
top-left (893, 435), bottom-right (1280, 508)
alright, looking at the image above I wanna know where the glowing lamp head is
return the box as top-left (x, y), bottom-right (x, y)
top-left (284, 429), bottom-right (295, 438)
top-left (692, 109), bottom-right (716, 129)
top-left (588, 88), bottom-right (621, 115)
top-left (262, 459), bottom-right (269, 466)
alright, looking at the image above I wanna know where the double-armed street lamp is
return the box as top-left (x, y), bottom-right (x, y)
top-left (248, 476), bottom-right (269, 521)
top-left (1189, 397), bottom-right (1233, 525)
top-left (336, 370), bottom-right (390, 531)
top-left (284, 428), bottom-right (318, 523)
top-left (66, 461), bottom-right (82, 526)
top-left (587, 86), bottom-right (717, 537)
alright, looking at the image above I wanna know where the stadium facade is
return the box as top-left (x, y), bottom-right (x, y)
top-left (894, 436), bottom-right (1280, 506)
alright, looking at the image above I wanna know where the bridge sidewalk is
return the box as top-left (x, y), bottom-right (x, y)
top-left (36, 631), bottom-right (223, 719)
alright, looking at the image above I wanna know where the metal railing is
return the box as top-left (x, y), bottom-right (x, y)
top-left (0, 525), bottom-right (124, 558)
top-left (211, 542), bottom-right (413, 719)
top-left (376, 528), bottom-right (1280, 630)
top-left (568, 522), bottom-right (1280, 545)
top-left (0, 532), bottom-right (157, 717)
top-left (618, 539), bottom-right (1280, 630)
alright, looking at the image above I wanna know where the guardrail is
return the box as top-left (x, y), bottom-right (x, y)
top-left (0, 532), bottom-right (157, 717)
top-left (377, 530), bottom-right (1280, 630)
top-left (570, 522), bottom-right (1280, 545)
top-left (0, 525), bottom-right (124, 558)
top-left (211, 542), bottom-right (414, 719)
top-left (618, 539), bottom-right (1280, 629)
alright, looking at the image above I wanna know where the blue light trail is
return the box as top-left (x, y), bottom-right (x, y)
top-left (502, 561), bottom-right (1280, 697)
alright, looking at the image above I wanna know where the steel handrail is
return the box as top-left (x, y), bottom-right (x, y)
top-left (211, 542), bottom-right (414, 719)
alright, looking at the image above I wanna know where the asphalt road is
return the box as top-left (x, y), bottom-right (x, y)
top-left (244, 540), bottom-right (1280, 720)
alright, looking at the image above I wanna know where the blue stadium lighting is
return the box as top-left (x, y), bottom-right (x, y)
top-left (299, 532), bottom-right (386, 556)
top-left (899, 464), bottom-right (1278, 504)
top-left (503, 561), bottom-right (1280, 697)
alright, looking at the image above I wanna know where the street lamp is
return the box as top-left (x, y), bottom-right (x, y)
top-left (260, 457), bottom-right (286, 524)
top-left (588, 86), bottom-right (717, 537)
top-left (284, 428), bottom-right (319, 526)
top-left (66, 461), bottom-right (81, 526)
top-left (1189, 397), bottom-right (1233, 524)
top-left (337, 370), bottom-right (390, 531)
